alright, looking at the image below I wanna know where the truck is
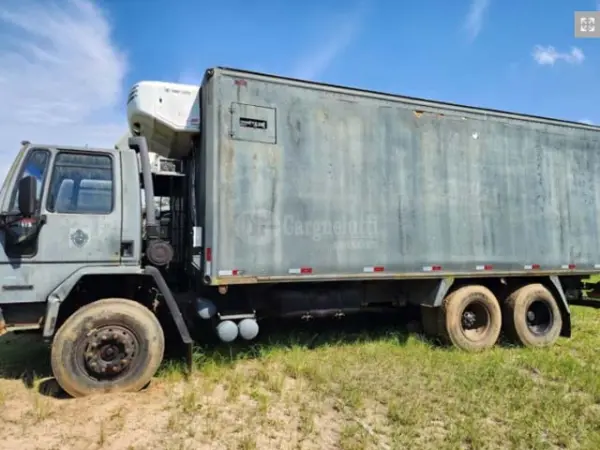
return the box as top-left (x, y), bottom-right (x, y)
top-left (1, 66), bottom-right (599, 397)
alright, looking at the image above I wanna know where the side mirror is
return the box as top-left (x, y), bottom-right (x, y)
top-left (18, 176), bottom-right (37, 217)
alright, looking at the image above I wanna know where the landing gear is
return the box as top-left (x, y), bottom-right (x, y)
top-left (51, 298), bottom-right (165, 398)
top-left (503, 283), bottom-right (562, 348)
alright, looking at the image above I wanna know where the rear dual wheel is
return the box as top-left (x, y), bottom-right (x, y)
top-left (503, 283), bottom-right (562, 348)
top-left (421, 283), bottom-right (562, 351)
top-left (437, 285), bottom-right (502, 351)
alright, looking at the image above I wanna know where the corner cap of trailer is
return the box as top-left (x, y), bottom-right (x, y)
top-left (126, 80), bottom-right (200, 160)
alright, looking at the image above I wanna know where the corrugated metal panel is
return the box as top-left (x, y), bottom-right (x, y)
top-left (203, 69), bottom-right (600, 281)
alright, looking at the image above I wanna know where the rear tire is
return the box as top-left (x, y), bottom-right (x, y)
top-left (438, 285), bottom-right (502, 351)
top-left (503, 283), bottom-right (562, 348)
top-left (51, 298), bottom-right (165, 398)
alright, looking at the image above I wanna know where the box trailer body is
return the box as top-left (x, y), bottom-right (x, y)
top-left (200, 68), bottom-right (600, 283)
top-left (1, 66), bottom-right (600, 398)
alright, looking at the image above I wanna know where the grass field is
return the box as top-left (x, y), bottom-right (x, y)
top-left (2, 303), bottom-right (600, 450)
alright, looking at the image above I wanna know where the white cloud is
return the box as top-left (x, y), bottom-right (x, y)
top-left (579, 119), bottom-right (595, 125)
top-left (0, 0), bottom-right (127, 181)
top-left (464, 0), bottom-right (491, 41)
top-left (290, 4), bottom-right (366, 80)
top-left (532, 45), bottom-right (585, 65)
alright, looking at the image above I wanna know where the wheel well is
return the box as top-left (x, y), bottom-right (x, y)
top-left (446, 277), bottom-right (508, 300)
top-left (54, 274), bottom-right (177, 339)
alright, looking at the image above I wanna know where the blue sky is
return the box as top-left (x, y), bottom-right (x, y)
top-left (0, 0), bottom-right (599, 178)
top-left (107, 0), bottom-right (599, 121)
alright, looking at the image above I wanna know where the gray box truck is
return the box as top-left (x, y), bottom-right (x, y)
top-left (1, 67), bottom-right (598, 397)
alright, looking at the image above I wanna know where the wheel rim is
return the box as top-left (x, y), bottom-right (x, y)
top-left (78, 325), bottom-right (140, 380)
top-left (525, 299), bottom-right (554, 336)
top-left (460, 300), bottom-right (491, 341)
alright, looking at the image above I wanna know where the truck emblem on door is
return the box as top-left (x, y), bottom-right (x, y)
top-left (70, 229), bottom-right (89, 248)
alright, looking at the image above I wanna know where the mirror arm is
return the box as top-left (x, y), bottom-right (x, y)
top-left (2, 214), bottom-right (46, 243)
top-left (0, 212), bottom-right (22, 229)
top-left (15, 217), bottom-right (45, 244)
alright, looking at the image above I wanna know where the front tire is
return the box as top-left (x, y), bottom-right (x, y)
top-left (438, 285), bottom-right (502, 351)
top-left (51, 298), bottom-right (165, 398)
top-left (503, 283), bottom-right (562, 348)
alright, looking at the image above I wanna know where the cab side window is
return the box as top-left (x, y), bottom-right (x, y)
top-left (9, 149), bottom-right (51, 213)
top-left (46, 152), bottom-right (113, 214)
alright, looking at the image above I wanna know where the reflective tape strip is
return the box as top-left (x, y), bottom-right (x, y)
top-left (289, 267), bottom-right (313, 275)
top-left (218, 269), bottom-right (241, 276)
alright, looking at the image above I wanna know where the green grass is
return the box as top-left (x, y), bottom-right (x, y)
top-left (3, 307), bottom-right (600, 449)
top-left (157, 307), bottom-right (600, 449)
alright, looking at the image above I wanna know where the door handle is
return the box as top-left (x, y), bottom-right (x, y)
top-left (120, 241), bottom-right (134, 257)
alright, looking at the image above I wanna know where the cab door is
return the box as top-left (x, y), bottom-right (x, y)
top-left (0, 146), bottom-right (123, 306)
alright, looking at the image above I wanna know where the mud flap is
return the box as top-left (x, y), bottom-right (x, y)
top-left (143, 266), bottom-right (194, 374)
top-left (549, 275), bottom-right (571, 338)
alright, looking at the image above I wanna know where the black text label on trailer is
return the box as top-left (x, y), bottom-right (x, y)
top-left (239, 117), bottom-right (268, 130)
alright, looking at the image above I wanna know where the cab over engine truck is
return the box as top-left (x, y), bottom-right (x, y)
top-left (1, 67), bottom-right (599, 397)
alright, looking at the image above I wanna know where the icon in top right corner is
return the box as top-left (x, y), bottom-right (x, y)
top-left (575, 12), bottom-right (600, 37)
top-left (581, 16), bottom-right (595, 32)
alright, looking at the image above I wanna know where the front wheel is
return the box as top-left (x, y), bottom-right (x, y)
top-left (51, 298), bottom-right (165, 398)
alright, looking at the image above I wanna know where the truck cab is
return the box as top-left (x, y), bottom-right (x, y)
top-left (0, 133), bottom-right (197, 397)
top-left (0, 141), bottom-right (143, 332)
top-left (0, 75), bottom-right (200, 397)
top-left (0, 76), bottom-right (200, 336)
